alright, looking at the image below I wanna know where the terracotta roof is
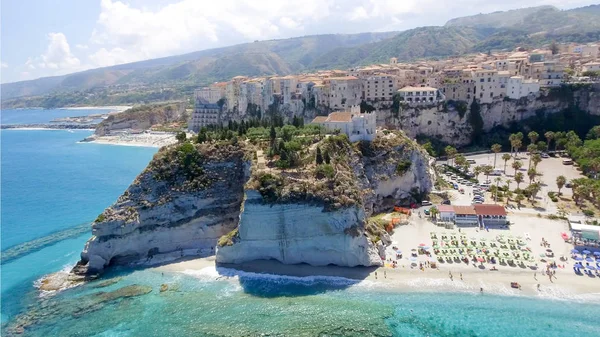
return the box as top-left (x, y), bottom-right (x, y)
top-left (311, 116), bottom-right (328, 124)
top-left (398, 86), bottom-right (438, 92)
top-left (453, 205), bottom-right (476, 215)
top-left (437, 205), bottom-right (454, 213)
top-left (326, 112), bottom-right (353, 123)
top-left (474, 204), bottom-right (507, 216)
top-left (328, 76), bottom-right (358, 81)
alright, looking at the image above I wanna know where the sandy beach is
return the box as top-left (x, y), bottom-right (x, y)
top-left (82, 133), bottom-right (177, 148)
top-left (62, 106), bottom-right (131, 112)
top-left (154, 255), bottom-right (600, 301)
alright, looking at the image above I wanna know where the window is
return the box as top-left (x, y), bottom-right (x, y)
top-left (480, 79), bottom-right (484, 82)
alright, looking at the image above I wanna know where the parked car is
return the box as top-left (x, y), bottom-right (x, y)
top-left (442, 200), bottom-right (451, 205)
top-left (565, 182), bottom-right (572, 188)
top-left (541, 153), bottom-right (549, 158)
top-left (453, 183), bottom-right (459, 190)
top-left (491, 169), bottom-right (503, 176)
top-left (421, 200), bottom-right (432, 206)
top-left (562, 159), bottom-right (573, 165)
top-left (473, 199), bottom-right (483, 204)
top-left (473, 195), bottom-right (485, 201)
top-left (424, 208), bottom-right (430, 215)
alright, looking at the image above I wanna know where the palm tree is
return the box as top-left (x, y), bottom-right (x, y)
top-left (531, 153), bottom-right (542, 169)
top-left (527, 144), bottom-right (537, 168)
top-left (494, 177), bottom-right (502, 203)
top-left (445, 146), bottom-right (457, 166)
top-left (527, 167), bottom-right (537, 183)
top-left (556, 175), bottom-right (566, 195)
top-left (544, 131), bottom-right (554, 152)
top-left (514, 172), bottom-right (524, 189)
top-left (429, 206), bottom-right (439, 220)
top-left (515, 193), bottom-right (525, 207)
top-left (491, 144), bottom-right (502, 167)
top-left (502, 153), bottom-right (511, 173)
top-left (528, 131), bottom-right (539, 147)
top-left (528, 182), bottom-right (542, 202)
top-left (482, 165), bottom-right (493, 183)
top-left (511, 160), bottom-right (522, 176)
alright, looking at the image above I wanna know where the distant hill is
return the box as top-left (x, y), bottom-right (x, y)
top-left (2, 5), bottom-right (600, 108)
top-left (1, 32), bottom-right (397, 100)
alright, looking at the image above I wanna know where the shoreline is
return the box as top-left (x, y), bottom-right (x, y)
top-left (2, 127), bottom-right (95, 131)
top-left (80, 133), bottom-right (177, 148)
top-left (79, 139), bottom-right (163, 148)
top-left (154, 257), bottom-right (600, 302)
top-left (61, 106), bottom-right (131, 112)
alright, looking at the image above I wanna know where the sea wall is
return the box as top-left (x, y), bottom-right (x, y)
top-left (216, 190), bottom-right (381, 266)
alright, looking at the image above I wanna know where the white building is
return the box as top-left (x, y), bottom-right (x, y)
top-left (195, 84), bottom-right (226, 104)
top-left (582, 62), bottom-right (600, 73)
top-left (507, 76), bottom-right (540, 99)
top-left (362, 74), bottom-right (399, 102)
top-left (472, 69), bottom-right (500, 104)
top-left (326, 76), bottom-right (361, 109)
top-left (310, 105), bottom-right (376, 142)
top-left (397, 86), bottom-right (444, 104)
top-left (189, 97), bottom-right (221, 132)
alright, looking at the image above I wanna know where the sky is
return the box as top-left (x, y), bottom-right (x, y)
top-left (1, 0), bottom-right (598, 84)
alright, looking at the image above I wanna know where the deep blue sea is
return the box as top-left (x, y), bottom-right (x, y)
top-left (2, 109), bottom-right (600, 336)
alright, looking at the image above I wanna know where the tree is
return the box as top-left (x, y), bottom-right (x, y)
top-left (556, 175), bottom-right (566, 195)
top-left (482, 165), bottom-right (493, 183)
top-left (514, 172), bottom-right (524, 189)
top-left (527, 182), bottom-right (542, 201)
top-left (511, 160), bottom-right (523, 176)
top-left (527, 168), bottom-right (537, 183)
top-left (527, 144), bottom-right (537, 168)
top-left (544, 131), bottom-right (554, 151)
top-left (429, 206), bottom-right (439, 220)
top-left (269, 125), bottom-right (276, 149)
top-left (176, 131), bottom-right (187, 143)
top-left (549, 41), bottom-right (559, 55)
top-left (528, 131), bottom-right (539, 146)
top-left (468, 99), bottom-right (484, 142)
top-left (531, 153), bottom-right (542, 170)
top-left (536, 141), bottom-right (547, 153)
top-left (586, 126), bottom-right (600, 140)
top-left (502, 153), bottom-right (511, 173)
top-left (323, 150), bottom-right (331, 164)
top-left (494, 177), bottom-right (502, 203)
top-left (515, 193), bottom-right (525, 207)
top-left (491, 144), bottom-right (502, 168)
top-left (445, 146), bottom-right (457, 166)
top-left (455, 154), bottom-right (466, 168)
top-left (316, 146), bottom-right (323, 165)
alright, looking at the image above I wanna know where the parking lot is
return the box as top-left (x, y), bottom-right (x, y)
top-left (437, 152), bottom-right (587, 213)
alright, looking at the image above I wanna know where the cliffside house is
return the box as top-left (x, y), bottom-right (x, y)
top-left (310, 105), bottom-right (376, 142)
top-left (397, 86), bottom-right (444, 105)
top-left (189, 97), bottom-right (221, 132)
top-left (507, 76), bottom-right (540, 100)
top-left (582, 62), bottom-right (600, 73)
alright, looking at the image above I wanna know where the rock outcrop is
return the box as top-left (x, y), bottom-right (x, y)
top-left (94, 103), bottom-right (186, 136)
top-left (73, 142), bottom-right (251, 276)
top-left (378, 84), bottom-right (599, 146)
top-left (74, 131), bottom-right (434, 275)
top-left (217, 131), bottom-right (434, 266)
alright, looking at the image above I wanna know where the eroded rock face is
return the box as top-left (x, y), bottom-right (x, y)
top-left (74, 143), bottom-right (251, 275)
top-left (216, 191), bottom-right (381, 266)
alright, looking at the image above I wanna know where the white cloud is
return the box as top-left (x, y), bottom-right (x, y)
top-left (1, 62), bottom-right (8, 68)
top-left (76, 44), bottom-right (89, 50)
top-left (348, 7), bottom-right (369, 21)
top-left (21, 33), bottom-right (83, 79)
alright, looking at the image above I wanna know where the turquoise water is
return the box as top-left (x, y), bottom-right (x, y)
top-left (1, 108), bottom-right (112, 124)
top-left (1, 109), bottom-right (157, 326)
top-left (2, 109), bottom-right (600, 336)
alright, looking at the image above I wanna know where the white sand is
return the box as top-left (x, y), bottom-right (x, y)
top-left (83, 133), bottom-right (177, 148)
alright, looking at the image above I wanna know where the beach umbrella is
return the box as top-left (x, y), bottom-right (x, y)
top-left (587, 265), bottom-right (597, 270)
top-left (419, 243), bottom-right (427, 247)
top-left (476, 257), bottom-right (485, 262)
top-left (582, 250), bottom-right (591, 255)
top-left (574, 256), bottom-right (583, 261)
top-left (586, 257), bottom-right (594, 262)
top-left (574, 263), bottom-right (583, 268)
top-left (422, 246), bottom-right (431, 250)
top-left (593, 252), bottom-right (600, 256)
top-left (409, 257), bottom-right (417, 261)
top-left (516, 236), bottom-right (523, 239)
top-left (570, 249), bottom-right (579, 254)
top-left (480, 238), bottom-right (487, 241)
top-left (539, 253), bottom-right (546, 258)
top-left (395, 250), bottom-right (402, 254)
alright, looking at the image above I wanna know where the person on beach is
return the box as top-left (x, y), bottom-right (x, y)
top-left (460, 273), bottom-right (463, 281)
top-left (384, 270), bottom-right (387, 279)
top-left (480, 287), bottom-right (483, 293)
top-left (537, 284), bottom-right (540, 291)
top-left (534, 272), bottom-right (537, 280)
top-left (375, 271), bottom-right (378, 279)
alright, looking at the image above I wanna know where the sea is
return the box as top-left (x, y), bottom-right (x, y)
top-left (2, 109), bottom-right (600, 336)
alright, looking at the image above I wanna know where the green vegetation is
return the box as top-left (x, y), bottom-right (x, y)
top-left (396, 160), bottom-right (412, 175)
top-left (94, 213), bottom-right (106, 223)
top-left (217, 228), bottom-right (239, 247)
top-left (315, 164), bottom-right (335, 179)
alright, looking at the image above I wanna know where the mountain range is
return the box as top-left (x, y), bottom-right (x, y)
top-left (2, 5), bottom-right (600, 108)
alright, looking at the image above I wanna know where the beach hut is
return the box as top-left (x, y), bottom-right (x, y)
top-left (453, 205), bottom-right (478, 227)
top-left (438, 205), bottom-right (455, 222)
top-left (473, 204), bottom-right (508, 227)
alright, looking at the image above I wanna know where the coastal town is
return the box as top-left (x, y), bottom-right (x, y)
top-left (189, 42), bottom-right (600, 131)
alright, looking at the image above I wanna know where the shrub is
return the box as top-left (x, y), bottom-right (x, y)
top-left (396, 160), bottom-right (412, 175)
top-left (583, 209), bottom-right (595, 217)
top-left (94, 213), bottom-right (106, 223)
top-left (547, 191), bottom-right (556, 198)
top-left (217, 228), bottom-right (239, 247)
top-left (315, 164), bottom-right (335, 179)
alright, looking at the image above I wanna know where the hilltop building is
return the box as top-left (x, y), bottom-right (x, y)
top-left (397, 86), bottom-right (444, 104)
top-left (311, 105), bottom-right (376, 142)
